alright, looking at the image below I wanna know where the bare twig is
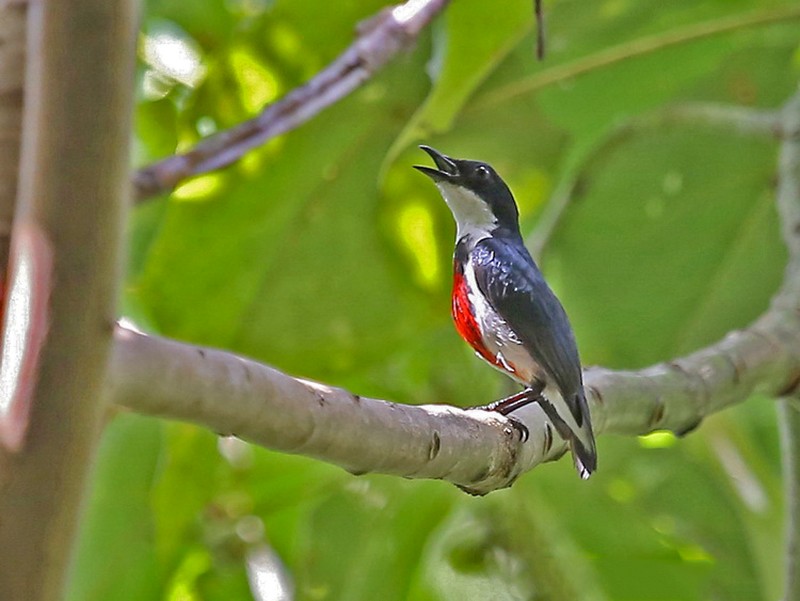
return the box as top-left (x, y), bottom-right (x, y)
top-left (776, 91), bottom-right (800, 266)
top-left (111, 89), bottom-right (800, 494)
top-left (132, 0), bottom-right (450, 201)
top-left (534, 0), bottom-right (545, 60)
top-left (665, 103), bottom-right (783, 137)
top-left (476, 6), bottom-right (800, 111)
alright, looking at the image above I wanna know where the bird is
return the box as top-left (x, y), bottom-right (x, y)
top-left (414, 145), bottom-right (597, 479)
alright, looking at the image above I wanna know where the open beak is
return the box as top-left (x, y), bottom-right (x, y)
top-left (413, 145), bottom-right (459, 182)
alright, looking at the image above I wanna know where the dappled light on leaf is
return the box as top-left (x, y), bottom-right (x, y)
top-left (639, 431), bottom-right (677, 449)
top-left (173, 174), bottom-right (225, 202)
top-left (229, 48), bottom-right (281, 115)
top-left (165, 549), bottom-right (211, 601)
top-left (397, 201), bottom-right (441, 290)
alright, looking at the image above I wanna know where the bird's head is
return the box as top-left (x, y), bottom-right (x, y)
top-left (414, 145), bottom-right (520, 240)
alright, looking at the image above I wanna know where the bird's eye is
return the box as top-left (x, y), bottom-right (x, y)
top-left (476, 165), bottom-right (491, 179)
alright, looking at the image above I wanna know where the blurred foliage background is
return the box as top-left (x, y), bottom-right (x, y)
top-left (67, 0), bottom-right (800, 599)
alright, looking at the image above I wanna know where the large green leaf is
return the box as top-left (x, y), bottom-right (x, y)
top-left (546, 127), bottom-right (784, 367)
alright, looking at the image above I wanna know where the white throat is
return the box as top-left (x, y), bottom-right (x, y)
top-left (436, 181), bottom-right (497, 241)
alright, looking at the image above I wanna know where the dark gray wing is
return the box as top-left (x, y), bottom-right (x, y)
top-left (471, 236), bottom-right (585, 425)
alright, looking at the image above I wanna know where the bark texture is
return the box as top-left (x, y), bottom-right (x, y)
top-left (0, 1), bottom-right (136, 599)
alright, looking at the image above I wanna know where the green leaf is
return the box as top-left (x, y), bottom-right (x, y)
top-left (66, 415), bottom-right (164, 601)
top-left (545, 126), bottom-right (785, 368)
top-left (385, 0), bottom-right (531, 169)
top-left (292, 479), bottom-right (455, 601)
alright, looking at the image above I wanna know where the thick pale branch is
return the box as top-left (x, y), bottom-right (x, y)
top-left (111, 327), bottom-right (547, 494)
top-left (132, 0), bottom-right (449, 201)
top-left (586, 311), bottom-right (800, 436)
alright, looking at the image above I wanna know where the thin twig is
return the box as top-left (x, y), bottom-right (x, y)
top-left (775, 87), bottom-right (800, 601)
top-left (132, 0), bottom-right (450, 201)
top-left (534, 0), bottom-right (545, 60)
top-left (776, 91), bottom-right (800, 266)
top-left (475, 6), bottom-right (800, 111)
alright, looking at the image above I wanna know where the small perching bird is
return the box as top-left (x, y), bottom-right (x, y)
top-left (414, 146), bottom-right (597, 478)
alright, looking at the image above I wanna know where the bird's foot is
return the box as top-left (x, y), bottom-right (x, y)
top-left (468, 388), bottom-right (544, 443)
top-left (473, 388), bottom-right (541, 415)
top-left (506, 416), bottom-right (530, 442)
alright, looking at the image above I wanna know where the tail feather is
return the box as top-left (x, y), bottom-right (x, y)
top-left (539, 393), bottom-right (597, 479)
top-left (570, 433), bottom-right (597, 480)
top-left (570, 391), bottom-right (597, 479)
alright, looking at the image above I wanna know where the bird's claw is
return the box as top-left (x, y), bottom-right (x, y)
top-left (467, 388), bottom-right (543, 444)
top-left (506, 416), bottom-right (529, 442)
top-left (471, 388), bottom-right (540, 415)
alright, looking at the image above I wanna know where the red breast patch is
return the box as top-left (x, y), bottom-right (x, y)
top-left (453, 268), bottom-right (514, 373)
top-left (452, 268), bottom-right (518, 377)
top-left (452, 270), bottom-right (485, 355)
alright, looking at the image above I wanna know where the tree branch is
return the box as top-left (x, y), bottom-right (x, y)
top-left (0, 0), bottom-right (136, 599)
top-left (775, 86), bottom-right (800, 601)
top-left (132, 0), bottom-right (449, 202)
top-left (113, 89), bottom-right (800, 495)
top-left (476, 6), bottom-right (800, 111)
top-left (111, 327), bottom-right (536, 495)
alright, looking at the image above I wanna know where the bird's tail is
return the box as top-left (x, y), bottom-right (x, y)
top-left (570, 433), bottom-right (597, 480)
top-left (540, 392), bottom-right (597, 479)
top-left (570, 390), bottom-right (596, 479)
